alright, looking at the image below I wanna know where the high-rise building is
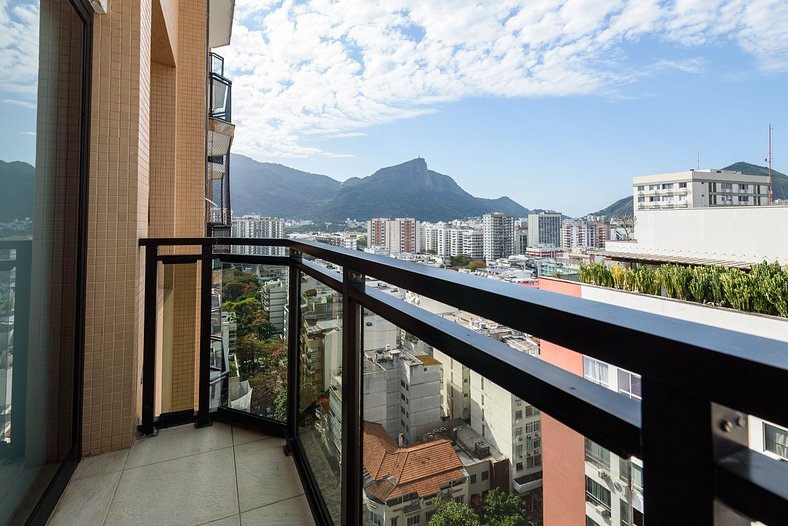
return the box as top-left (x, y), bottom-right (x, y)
top-left (231, 215), bottom-right (285, 255)
top-left (367, 218), bottom-right (420, 254)
top-left (562, 220), bottom-right (607, 252)
top-left (527, 212), bottom-right (562, 247)
top-left (483, 213), bottom-right (515, 262)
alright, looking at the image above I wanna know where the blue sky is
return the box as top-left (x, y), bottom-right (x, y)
top-left (1, 0), bottom-right (787, 217)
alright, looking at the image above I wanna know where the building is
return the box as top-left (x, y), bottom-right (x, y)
top-left (527, 212), bottom-right (562, 247)
top-left (633, 169), bottom-right (770, 211)
top-left (262, 279), bottom-right (288, 333)
top-left (231, 215), bottom-right (286, 255)
top-left (368, 218), bottom-right (420, 254)
top-left (538, 276), bottom-right (788, 526)
top-left (562, 220), bottom-right (607, 252)
top-left (315, 232), bottom-right (360, 251)
top-left (483, 213), bottom-right (515, 262)
top-left (462, 229), bottom-right (485, 260)
top-left (513, 226), bottom-right (528, 255)
top-left (362, 422), bottom-right (469, 526)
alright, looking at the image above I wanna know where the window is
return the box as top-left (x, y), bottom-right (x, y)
top-left (481, 470), bottom-right (489, 481)
top-left (583, 357), bottom-right (609, 386)
top-left (391, 518), bottom-right (400, 526)
top-left (470, 474), bottom-right (477, 484)
top-left (527, 454), bottom-right (542, 468)
top-left (620, 500), bottom-right (630, 526)
top-left (371, 512), bottom-right (383, 526)
top-left (516, 444), bottom-right (523, 456)
top-left (661, 183), bottom-right (673, 189)
top-left (649, 184), bottom-right (658, 190)
top-left (585, 476), bottom-right (611, 510)
top-left (400, 406), bottom-right (406, 415)
top-left (515, 427), bottom-right (523, 437)
top-left (406, 516), bottom-right (421, 526)
top-left (516, 462), bottom-right (524, 472)
top-left (585, 439), bottom-right (611, 469)
top-left (637, 197), bottom-right (645, 203)
top-left (586, 518), bottom-right (602, 526)
top-left (527, 438), bottom-right (540, 451)
top-left (738, 196), bottom-right (749, 203)
top-left (765, 423), bottom-right (788, 459)
top-left (481, 394), bottom-right (485, 405)
top-left (525, 406), bottom-right (540, 417)
top-left (617, 369), bottom-right (642, 400)
top-left (648, 196), bottom-right (659, 202)
top-left (401, 380), bottom-right (408, 390)
top-left (679, 182), bottom-right (687, 188)
top-left (632, 464), bottom-right (644, 493)
top-left (401, 393), bottom-right (406, 402)
top-left (526, 421), bottom-right (540, 433)
top-left (739, 184), bottom-right (749, 191)
top-left (633, 509), bottom-right (644, 526)
top-left (721, 182), bottom-right (733, 190)
top-left (637, 185), bottom-right (644, 191)
top-left (455, 496), bottom-right (464, 504)
top-left (515, 410), bottom-right (523, 420)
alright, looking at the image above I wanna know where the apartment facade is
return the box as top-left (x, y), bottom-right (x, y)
top-left (527, 212), bottom-right (562, 247)
top-left (367, 218), bottom-right (420, 254)
top-left (483, 213), bottom-right (515, 262)
top-left (231, 215), bottom-right (286, 255)
top-left (633, 169), bottom-right (770, 211)
top-left (562, 220), bottom-right (607, 252)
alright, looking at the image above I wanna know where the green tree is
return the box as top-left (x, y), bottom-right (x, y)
top-left (450, 254), bottom-right (473, 268)
top-left (480, 488), bottom-right (530, 526)
top-left (428, 499), bottom-right (481, 526)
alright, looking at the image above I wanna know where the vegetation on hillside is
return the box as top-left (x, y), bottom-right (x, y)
top-left (579, 262), bottom-right (788, 317)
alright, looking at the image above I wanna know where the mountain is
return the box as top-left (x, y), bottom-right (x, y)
top-left (230, 154), bottom-right (341, 217)
top-left (0, 160), bottom-right (35, 222)
top-left (588, 196), bottom-right (633, 218)
top-left (588, 162), bottom-right (788, 218)
top-left (230, 155), bottom-right (530, 221)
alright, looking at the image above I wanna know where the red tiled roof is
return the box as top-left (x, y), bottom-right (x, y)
top-left (363, 422), bottom-right (465, 501)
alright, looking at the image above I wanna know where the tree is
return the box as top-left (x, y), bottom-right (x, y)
top-left (480, 488), bottom-right (530, 526)
top-left (450, 254), bottom-right (472, 268)
top-left (612, 214), bottom-right (636, 240)
top-left (428, 499), bottom-right (481, 526)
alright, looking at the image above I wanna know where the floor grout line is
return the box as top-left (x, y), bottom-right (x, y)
top-left (231, 426), bottom-right (243, 525)
top-left (239, 492), bottom-right (307, 516)
top-left (122, 442), bottom-right (236, 472)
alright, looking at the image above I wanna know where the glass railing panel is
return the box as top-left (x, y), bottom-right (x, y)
top-left (298, 272), bottom-right (343, 524)
top-left (211, 262), bottom-right (289, 421)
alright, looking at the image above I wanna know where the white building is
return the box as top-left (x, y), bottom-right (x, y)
top-left (527, 212), bottom-right (561, 248)
top-left (261, 279), bottom-right (287, 333)
top-left (462, 229), bottom-right (484, 260)
top-left (231, 215), bottom-right (285, 256)
top-left (633, 169), bottom-right (770, 211)
top-left (604, 204), bottom-right (788, 266)
top-left (314, 232), bottom-right (359, 251)
top-left (562, 220), bottom-right (607, 252)
top-left (483, 213), bottom-right (515, 262)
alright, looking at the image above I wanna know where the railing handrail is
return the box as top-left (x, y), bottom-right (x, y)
top-left (138, 236), bottom-right (788, 525)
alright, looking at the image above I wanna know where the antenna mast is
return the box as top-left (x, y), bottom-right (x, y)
top-left (767, 124), bottom-right (773, 205)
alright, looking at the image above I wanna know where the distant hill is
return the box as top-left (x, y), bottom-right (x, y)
top-left (0, 160), bottom-right (35, 221)
top-left (588, 162), bottom-right (787, 218)
top-left (231, 155), bottom-right (530, 222)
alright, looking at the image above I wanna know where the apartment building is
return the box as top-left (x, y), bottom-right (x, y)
top-left (483, 213), bottom-right (515, 262)
top-left (633, 169), bottom-right (770, 211)
top-left (315, 232), bottom-right (360, 251)
top-left (262, 279), bottom-right (288, 332)
top-left (231, 215), bottom-right (286, 255)
top-left (562, 220), bottom-right (607, 252)
top-left (368, 218), bottom-right (420, 254)
top-left (539, 277), bottom-right (788, 526)
top-left (527, 212), bottom-right (562, 247)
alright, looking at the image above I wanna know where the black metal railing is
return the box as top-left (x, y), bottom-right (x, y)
top-left (138, 237), bottom-right (788, 526)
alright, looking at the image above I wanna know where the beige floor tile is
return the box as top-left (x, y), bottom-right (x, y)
top-left (240, 495), bottom-right (315, 526)
top-left (47, 471), bottom-right (121, 525)
top-left (105, 448), bottom-right (238, 526)
top-left (125, 422), bottom-right (233, 469)
top-left (234, 439), bottom-right (303, 512)
top-left (231, 426), bottom-right (278, 446)
top-left (73, 449), bottom-right (129, 480)
top-left (200, 514), bottom-right (241, 526)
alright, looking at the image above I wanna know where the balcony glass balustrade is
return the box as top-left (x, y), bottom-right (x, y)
top-left (131, 237), bottom-right (787, 526)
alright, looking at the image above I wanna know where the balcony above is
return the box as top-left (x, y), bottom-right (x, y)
top-left (209, 0), bottom-right (236, 49)
top-left (208, 118), bottom-right (235, 157)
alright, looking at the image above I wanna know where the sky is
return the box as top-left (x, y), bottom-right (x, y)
top-left (1, 1), bottom-right (787, 216)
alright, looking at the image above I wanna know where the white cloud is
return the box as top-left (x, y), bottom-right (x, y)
top-left (0, 1), bottom-right (39, 101)
top-left (18, 130), bottom-right (35, 136)
top-left (224, 0), bottom-right (788, 159)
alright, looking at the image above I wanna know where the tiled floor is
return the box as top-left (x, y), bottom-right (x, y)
top-left (47, 422), bottom-right (315, 526)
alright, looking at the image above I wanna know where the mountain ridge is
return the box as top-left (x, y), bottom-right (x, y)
top-left (230, 155), bottom-right (530, 221)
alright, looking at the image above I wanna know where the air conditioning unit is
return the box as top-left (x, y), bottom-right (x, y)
top-left (598, 469), bottom-right (610, 479)
top-left (595, 504), bottom-right (610, 517)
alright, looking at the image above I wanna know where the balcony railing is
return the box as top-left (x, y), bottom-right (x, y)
top-left (138, 237), bottom-right (788, 526)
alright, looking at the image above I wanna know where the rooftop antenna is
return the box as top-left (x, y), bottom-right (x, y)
top-left (766, 124), bottom-right (773, 205)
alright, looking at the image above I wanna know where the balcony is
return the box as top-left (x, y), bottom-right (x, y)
top-left (59, 237), bottom-right (788, 525)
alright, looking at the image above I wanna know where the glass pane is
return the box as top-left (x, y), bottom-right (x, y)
top-left (298, 272), bottom-right (343, 523)
top-left (213, 263), bottom-right (289, 421)
top-left (0, 1), bottom-right (85, 523)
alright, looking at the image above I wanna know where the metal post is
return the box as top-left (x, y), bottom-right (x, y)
top-left (341, 269), bottom-right (364, 526)
top-left (140, 244), bottom-right (158, 435)
top-left (7, 241), bottom-right (31, 458)
top-left (641, 379), bottom-right (713, 525)
top-left (287, 251), bottom-right (302, 440)
top-left (196, 243), bottom-right (212, 428)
